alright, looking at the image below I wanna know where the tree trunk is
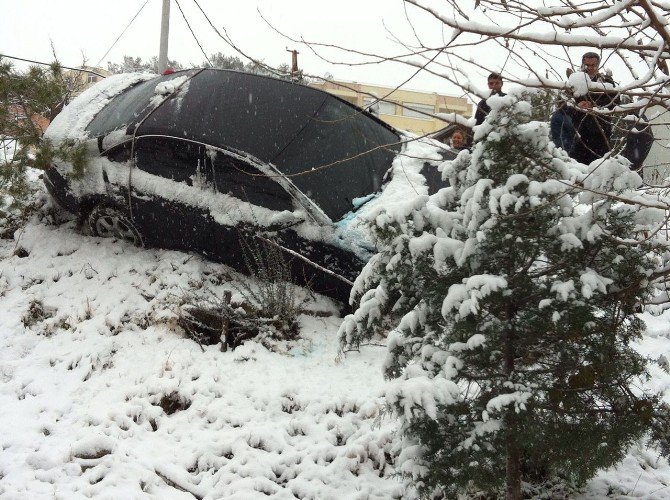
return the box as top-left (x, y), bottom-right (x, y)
top-left (505, 302), bottom-right (522, 500)
top-left (505, 421), bottom-right (522, 500)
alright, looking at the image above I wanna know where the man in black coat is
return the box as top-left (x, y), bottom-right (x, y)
top-left (570, 52), bottom-right (619, 165)
top-left (475, 73), bottom-right (506, 126)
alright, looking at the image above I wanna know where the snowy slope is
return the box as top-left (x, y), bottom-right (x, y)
top-left (1, 212), bottom-right (670, 498)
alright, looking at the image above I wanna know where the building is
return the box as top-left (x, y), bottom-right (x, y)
top-left (63, 66), bottom-right (112, 97)
top-left (641, 104), bottom-right (670, 184)
top-left (5, 102), bottom-right (50, 135)
top-left (310, 79), bottom-right (472, 135)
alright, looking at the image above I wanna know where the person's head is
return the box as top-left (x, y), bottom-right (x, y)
top-left (450, 128), bottom-right (466, 149)
top-left (487, 72), bottom-right (503, 94)
top-left (581, 52), bottom-right (600, 78)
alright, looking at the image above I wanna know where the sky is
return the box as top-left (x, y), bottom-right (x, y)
top-left (1, 0), bottom-right (653, 105)
top-left (1, 0), bottom-right (467, 94)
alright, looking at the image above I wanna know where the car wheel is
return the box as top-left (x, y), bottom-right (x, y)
top-left (88, 205), bottom-right (143, 246)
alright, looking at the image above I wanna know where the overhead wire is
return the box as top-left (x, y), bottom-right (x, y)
top-left (174, 0), bottom-right (211, 66)
top-left (190, 0), bottom-right (287, 79)
top-left (0, 54), bottom-right (106, 76)
top-left (95, 0), bottom-right (150, 67)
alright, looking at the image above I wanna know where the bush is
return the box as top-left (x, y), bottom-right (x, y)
top-left (177, 235), bottom-right (306, 350)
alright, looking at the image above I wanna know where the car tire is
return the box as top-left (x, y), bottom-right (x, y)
top-left (88, 205), bottom-right (143, 247)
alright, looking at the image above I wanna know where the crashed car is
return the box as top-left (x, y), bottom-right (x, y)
top-left (44, 68), bottom-right (451, 303)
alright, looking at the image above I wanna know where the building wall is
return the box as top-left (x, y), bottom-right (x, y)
top-left (5, 104), bottom-right (49, 135)
top-left (311, 80), bottom-right (472, 135)
top-left (642, 104), bottom-right (670, 184)
top-left (64, 66), bottom-right (112, 97)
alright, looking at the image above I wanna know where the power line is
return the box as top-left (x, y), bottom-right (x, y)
top-left (191, 0), bottom-right (236, 51)
top-left (191, 0), bottom-right (286, 79)
top-left (0, 54), bottom-right (106, 76)
top-left (95, 0), bottom-right (150, 67)
top-left (174, 0), bottom-right (211, 66)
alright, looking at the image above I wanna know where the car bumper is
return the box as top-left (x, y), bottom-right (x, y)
top-left (42, 166), bottom-right (81, 216)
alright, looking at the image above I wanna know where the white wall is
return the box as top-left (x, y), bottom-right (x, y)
top-left (643, 105), bottom-right (670, 185)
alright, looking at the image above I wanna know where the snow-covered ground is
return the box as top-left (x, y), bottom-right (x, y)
top-left (1, 209), bottom-right (670, 498)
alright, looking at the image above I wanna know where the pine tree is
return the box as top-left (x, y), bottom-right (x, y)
top-left (0, 58), bottom-right (86, 233)
top-left (106, 55), bottom-right (184, 74)
top-left (340, 94), bottom-right (669, 498)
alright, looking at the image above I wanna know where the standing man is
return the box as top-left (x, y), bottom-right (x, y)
top-left (475, 73), bottom-right (506, 126)
top-left (570, 52), bottom-right (619, 165)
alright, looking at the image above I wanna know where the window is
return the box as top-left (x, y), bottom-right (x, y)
top-left (87, 75), bottom-right (98, 84)
top-left (338, 95), bottom-right (359, 106)
top-left (105, 141), bottom-right (132, 163)
top-left (210, 152), bottom-right (293, 212)
top-left (402, 102), bottom-right (435, 120)
top-left (135, 137), bottom-right (202, 185)
top-left (363, 97), bottom-right (396, 116)
top-left (273, 95), bottom-right (400, 220)
top-left (86, 69), bottom-right (199, 138)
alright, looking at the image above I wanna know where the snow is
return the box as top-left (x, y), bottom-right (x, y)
top-left (1, 137), bottom-right (16, 163)
top-left (8, 78), bottom-right (670, 496)
top-left (0, 218), bottom-right (403, 499)
top-left (485, 391), bottom-right (531, 414)
top-left (151, 75), bottom-right (190, 108)
top-left (440, 274), bottom-right (508, 319)
top-left (1, 198), bottom-right (670, 496)
top-left (580, 268), bottom-right (613, 299)
top-left (567, 70), bottom-right (592, 97)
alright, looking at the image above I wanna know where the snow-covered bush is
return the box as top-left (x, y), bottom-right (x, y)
top-left (340, 94), bottom-right (669, 497)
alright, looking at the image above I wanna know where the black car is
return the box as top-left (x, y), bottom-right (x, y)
top-left (44, 69), bottom-right (450, 303)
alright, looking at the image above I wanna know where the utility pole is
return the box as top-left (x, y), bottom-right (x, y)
top-left (286, 47), bottom-right (302, 82)
top-left (158, 0), bottom-right (170, 73)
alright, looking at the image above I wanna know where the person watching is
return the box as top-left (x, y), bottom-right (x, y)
top-left (474, 73), bottom-right (506, 126)
top-left (570, 52), bottom-right (619, 165)
top-left (450, 128), bottom-right (468, 151)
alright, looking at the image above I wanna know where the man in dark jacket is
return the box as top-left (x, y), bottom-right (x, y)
top-left (475, 73), bottom-right (506, 126)
top-left (550, 101), bottom-right (576, 154)
top-left (570, 52), bottom-right (619, 165)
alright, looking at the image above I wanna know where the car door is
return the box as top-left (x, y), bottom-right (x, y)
top-left (204, 149), bottom-right (296, 268)
top-left (207, 149), bottom-right (364, 301)
top-left (129, 136), bottom-right (211, 253)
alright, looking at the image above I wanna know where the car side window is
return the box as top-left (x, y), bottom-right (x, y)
top-left (105, 141), bottom-right (132, 163)
top-left (210, 152), bottom-right (293, 212)
top-left (135, 137), bottom-right (207, 185)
